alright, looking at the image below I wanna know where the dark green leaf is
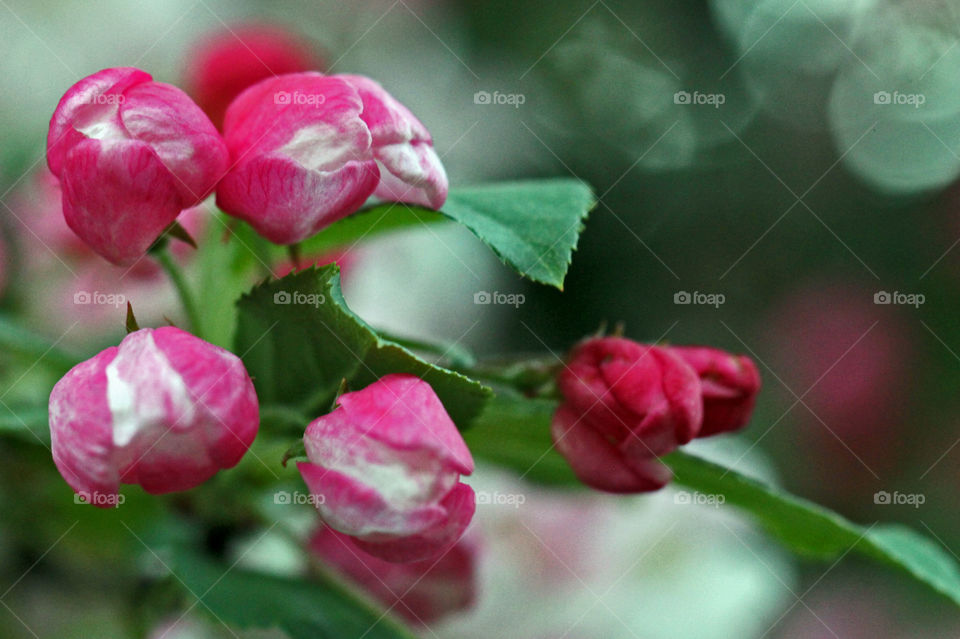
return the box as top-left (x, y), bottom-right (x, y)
top-left (171, 551), bottom-right (417, 639)
top-left (234, 265), bottom-right (491, 428)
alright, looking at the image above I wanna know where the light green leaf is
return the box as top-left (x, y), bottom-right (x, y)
top-left (234, 265), bottom-right (491, 428)
top-left (440, 179), bottom-right (594, 289)
top-left (301, 179), bottom-right (594, 289)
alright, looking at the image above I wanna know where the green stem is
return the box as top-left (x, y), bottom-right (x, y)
top-left (459, 355), bottom-right (561, 396)
top-left (259, 404), bottom-right (310, 430)
top-left (155, 249), bottom-right (203, 337)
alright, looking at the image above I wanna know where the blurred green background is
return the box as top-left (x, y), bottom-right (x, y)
top-left (2, 1), bottom-right (960, 637)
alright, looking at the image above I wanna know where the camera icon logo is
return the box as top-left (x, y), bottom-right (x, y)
top-left (474, 291), bottom-right (492, 304)
top-left (74, 291), bottom-right (91, 305)
top-left (274, 291), bottom-right (292, 305)
top-left (874, 490), bottom-right (891, 504)
top-left (674, 491), bottom-right (691, 504)
top-left (873, 91), bottom-right (891, 105)
top-left (873, 291), bottom-right (891, 304)
top-left (674, 291), bottom-right (691, 304)
top-left (474, 91), bottom-right (492, 105)
top-left (274, 491), bottom-right (292, 504)
top-left (274, 91), bottom-right (291, 105)
top-left (673, 91), bottom-right (691, 105)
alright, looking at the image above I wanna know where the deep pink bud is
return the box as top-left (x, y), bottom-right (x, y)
top-left (668, 346), bottom-right (761, 437)
top-left (308, 525), bottom-right (477, 624)
top-left (48, 327), bottom-right (259, 505)
top-left (552, 337), bottom-right (702, 493)
top-left (297, 374), bottom-right (475, 563)
top-left (185, 24), bottom-right (324, 130)
top-left (46, 68), bottom-right (227, 265)
top-left (217, 72), bottom-right (447, 245)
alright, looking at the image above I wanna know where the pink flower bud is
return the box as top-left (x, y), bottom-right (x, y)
top-left (552, 337), bottom-right (702, 493)
top-left (48, 327), bottom-right (259, 504)
top-left (216, 72), bottom-right (447, 245)
top-left (667, 346), bottom-right (761, 437)
top-left (339, 74), bottom-right (448, 210)
top-left (46, 68), bottom-right (227, 265)
top-left (308, 525), bottom-right (478, 624)
top-left (297, 374), bottom-right (475, 563)
top-left (185, 24), bottom-right (325, 130)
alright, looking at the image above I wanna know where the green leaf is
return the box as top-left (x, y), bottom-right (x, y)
top-left (463, 394), bottom-right (577, 485)
top-left (440, 179), bottom-right (594, 289)
top-left (0, 314), bottom-right (82, 371)
top-left (301, 204), bottom-right (445, 256)
top-left (234, 265), bottom-right (491, 428)
top-left (665, 450), bottom-right (960, 607)
top-left (468, 394), bottom-right (960, 607)
top-left (302, 179), bottom-right (595, 289)
top-left (170, 551), bottom-right (417, 639)
top-left (0, 404), bottom-right (50, 445)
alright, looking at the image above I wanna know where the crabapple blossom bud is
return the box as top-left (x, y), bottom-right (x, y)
top-left (668, 346), bottom-right (761, 437)
top-left (339, 74), bottom-right (448, 209)
top-left (552, 337), bottom-right (702, 493)
top-left (47, 67), bottom-right (227, 265)
top-left (297, 374), bottom-right (475, 563)
top-left (309, 525), bottom-right (478, 624)
top-left (217, 72), bottom-right (447, 244)
top-left (48, 327), bottom-right (258, 505)
top-left (185, 23), bottom-right (324, 130)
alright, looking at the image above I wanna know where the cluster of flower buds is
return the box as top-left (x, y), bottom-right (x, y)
top-left (551, 337), bottom-right (761, 493)
top-left (46, 58), bottom-right (447, 264)
top-left (41, 24), bottom-right (761, 628)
